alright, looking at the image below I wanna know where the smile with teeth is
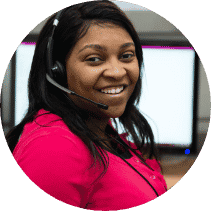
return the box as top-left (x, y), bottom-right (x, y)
top-left (100, 86), bottom-right (124, 94)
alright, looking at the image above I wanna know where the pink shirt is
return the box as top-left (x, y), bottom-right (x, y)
top-left (13, 109), bottom-right (167, 210)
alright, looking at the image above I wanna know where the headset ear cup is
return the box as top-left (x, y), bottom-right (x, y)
top-left (51, 61), bottom-right (67, 86)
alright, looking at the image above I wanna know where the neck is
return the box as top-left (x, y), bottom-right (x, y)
top-left (85, 116), bottom-right (110, 139)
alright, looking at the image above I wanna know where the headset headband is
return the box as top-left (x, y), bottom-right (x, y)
top-left (46, 9), bottom-right (66, 77)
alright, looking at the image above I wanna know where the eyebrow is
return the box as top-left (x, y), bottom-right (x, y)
top-left (78, 42), bottom-right (135, 53)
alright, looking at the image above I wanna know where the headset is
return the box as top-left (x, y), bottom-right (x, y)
top-left (45, 8), bottom-right (167, 197)
top-left (46, 9), bottom-right (108, 110)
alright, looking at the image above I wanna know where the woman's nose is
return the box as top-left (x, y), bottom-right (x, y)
top-left (102, 59), bottom-right (127, 80)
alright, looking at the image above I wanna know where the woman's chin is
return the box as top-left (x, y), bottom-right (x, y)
top-left (104, 105), bottom-right (126, 119)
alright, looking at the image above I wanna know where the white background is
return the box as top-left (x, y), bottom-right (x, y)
top-left (15, 46), bottom-right (195, 146)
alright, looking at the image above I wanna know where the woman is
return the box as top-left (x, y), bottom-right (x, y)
top-left (6, 0), bottom-right (167, 210)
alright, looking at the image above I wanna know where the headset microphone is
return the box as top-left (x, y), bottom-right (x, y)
top-left (46, 74), bottom-right (108, 110)
top-left (46, 9), bottom-right (108, 110)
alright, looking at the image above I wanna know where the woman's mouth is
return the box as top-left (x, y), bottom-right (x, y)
top-left (99, 86), bottom-right (125, 94)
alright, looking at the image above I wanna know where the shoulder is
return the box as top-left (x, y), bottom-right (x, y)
top-left (12, 110), bottom-right (100, 206)
top-left (13, 109), bottom-right (92, 162)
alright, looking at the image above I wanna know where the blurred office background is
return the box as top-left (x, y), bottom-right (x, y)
top-left (1, 1), bottom-right (210, 190)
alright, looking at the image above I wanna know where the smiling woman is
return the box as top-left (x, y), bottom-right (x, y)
top-left (6, 0), bottom-right (167, 210)
top-left (66, 23), bottom-right (139, 120)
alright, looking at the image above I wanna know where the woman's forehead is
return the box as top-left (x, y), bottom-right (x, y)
top-left (73, 23), bottom-right (134, 52)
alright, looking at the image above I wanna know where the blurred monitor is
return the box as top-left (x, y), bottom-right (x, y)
top-left (15, 43), bottom-right (197, 154)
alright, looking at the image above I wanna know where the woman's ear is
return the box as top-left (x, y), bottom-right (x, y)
top-left (51, 61), bottom-right (67, 86)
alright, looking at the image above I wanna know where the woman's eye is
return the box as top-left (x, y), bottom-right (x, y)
top-left (86, 57), bottom-right (102, 63)
top-left (121, 53), bottom-right (135, 60)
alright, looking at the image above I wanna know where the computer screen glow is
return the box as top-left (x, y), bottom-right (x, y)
top-left (15, 44), bottom-right (195, 146)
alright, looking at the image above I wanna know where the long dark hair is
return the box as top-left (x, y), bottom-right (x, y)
top-left (6, 0), bottom-right (162, 175)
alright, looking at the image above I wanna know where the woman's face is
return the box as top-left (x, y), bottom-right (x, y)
top-left (65, 23), bottom-right (139, 119)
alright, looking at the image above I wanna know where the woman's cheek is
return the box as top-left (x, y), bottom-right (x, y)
top-left (81, 66), bottom-right (103, 83)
